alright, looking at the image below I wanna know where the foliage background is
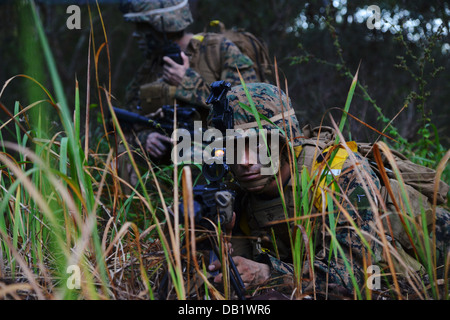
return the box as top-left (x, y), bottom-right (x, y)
top-left (0, 0), bottom-right (449, 164)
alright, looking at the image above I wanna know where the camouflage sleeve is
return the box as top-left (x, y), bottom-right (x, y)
top-left (174, 37), bottom-right (257, 108)
top-left (256, 251), bottom-right (361, 297)
top-left (434, 206), bottom-right (450, 274)
top-left (257, 253), bottom-right (295, 292)
top-left (121, 60), bottom-right (160, 147)
top-left (122, 69), bottom-right (154, 146)
top-left (123, 75), bottom-right (141, 112)
top-left (124, 60), bottom-right (155, 112)
top-left (174, 67), bottom-right (209, 108)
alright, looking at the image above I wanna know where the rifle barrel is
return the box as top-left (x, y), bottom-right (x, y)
top-left (113, 107), bottom-right (151, 126)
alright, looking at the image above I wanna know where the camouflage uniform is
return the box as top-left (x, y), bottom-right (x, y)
top-left (117, 1), bottom-right (258, 191)
top-left (227, 82), bottom-right (450, 299)
top-left (121, 0), bottom-right (257, 147)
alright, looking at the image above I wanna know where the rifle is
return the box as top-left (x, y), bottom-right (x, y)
top-left (112, 105), bottom-right (198, 137)
top-left (177, 80), bottom-right (247, 300)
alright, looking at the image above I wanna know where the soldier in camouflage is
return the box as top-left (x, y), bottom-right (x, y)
top-left (118, 0), bottom-right (257, 169)
top-left (207, 82), bottom-right (449, 299)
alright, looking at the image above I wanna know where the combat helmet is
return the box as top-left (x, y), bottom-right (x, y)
top-left (121, 0), bottom-right (193, 32)
top-left (227, 82), bottom-right (302, 148)
top-left (225, 83), bottom-right (302, 192)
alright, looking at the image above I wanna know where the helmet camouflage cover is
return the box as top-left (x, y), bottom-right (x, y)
top-left (227, 83), bottom-right (302, 147)
top-left (121, 0), bottom-right (193, 32)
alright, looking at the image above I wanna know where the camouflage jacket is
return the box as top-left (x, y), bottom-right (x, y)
top-left (123, 32), bottom-right (257, 144)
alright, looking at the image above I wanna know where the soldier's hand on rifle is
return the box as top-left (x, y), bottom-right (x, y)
top-left (162, 51), bottom-right (189, 86)
top-left (145, 132), bottom-right (172, 158)
top-left (208, 256), bottom-right (270, 288)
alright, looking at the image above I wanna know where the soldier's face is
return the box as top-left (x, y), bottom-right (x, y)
top-left (231, 136), bottom-right (279, 194)
top-left (133, 23), bottom-right (163, 54)
top-left (231, 135), bottom-right (292, 196)
top-left (231, 142), bottom-right (266, 192)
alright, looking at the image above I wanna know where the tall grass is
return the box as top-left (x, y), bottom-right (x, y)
top-left (232, 63), bottom-right (449, 300)
top-left (0, 2), bottom-right (448, 300)
top-left (1, 1), bottom-right (153, 300)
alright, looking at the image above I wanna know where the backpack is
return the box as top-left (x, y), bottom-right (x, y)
top-left (298, 124), bottom-right (450, 206)
top-left (207, 20), bottom-right (274, 83)
top-left (297, 124), bottom-right (450, 259)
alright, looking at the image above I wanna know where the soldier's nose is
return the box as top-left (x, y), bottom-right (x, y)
top-left (236, 147), bottom-right (250, 166)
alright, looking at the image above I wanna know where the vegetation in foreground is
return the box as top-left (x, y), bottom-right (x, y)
top-left (0, 1), bottom-right (448, 300)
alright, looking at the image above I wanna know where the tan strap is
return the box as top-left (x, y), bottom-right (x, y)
top-left (234, 109), bottom-right (295, 130)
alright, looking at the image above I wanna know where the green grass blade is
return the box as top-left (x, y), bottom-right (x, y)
top-left (336, 64), bottom-right (360, 143)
